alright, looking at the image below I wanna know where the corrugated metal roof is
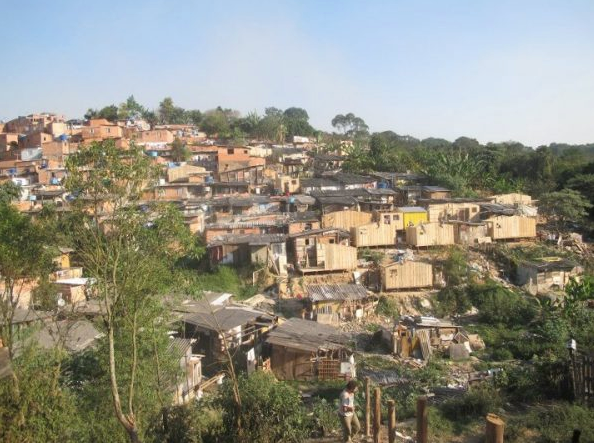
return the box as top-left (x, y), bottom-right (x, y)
top-left (289, 228), bottom-right (350, 238)
top-left (167, 337), bottom-right (193, 359)
top-left (306, 284), bottom-right (370, 302)
top-left (265, 318), bottom-right (347, 352)
top-left (183, 306), bottom-right (274, 331)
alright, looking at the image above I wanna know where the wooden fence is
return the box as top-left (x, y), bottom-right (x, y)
top-left (570, 351), bottom-right (594, 405)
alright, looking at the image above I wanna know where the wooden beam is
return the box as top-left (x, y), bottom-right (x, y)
top-left (365, 376), bottom-right (371, 437)
top-left (416, 396), bottom-right (428, 443)
top-left (373, 387), bottom-right (381, 443)
top-left (388, 399), bottom-right (396, 443)
top-left (485, 413), bottom-right (504, 443)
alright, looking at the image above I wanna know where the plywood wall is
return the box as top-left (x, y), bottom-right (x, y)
top-left (322, 210), bottom-right (373, 230)
top-left (406, 223), bottom-right (455, 247)
top-left (351, 222), bottom-right (400, 247)
top-left (425, 202), bottom-right (481, 223)
top-left (382, 261), bottom-right (433, 290)
top-left (322, 243), bottom-right (358, 271)
top-left (487, 216), bottom-right (536, 239)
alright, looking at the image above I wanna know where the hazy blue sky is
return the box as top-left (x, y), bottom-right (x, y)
top-left (1, 0), bottom-right (594, 146)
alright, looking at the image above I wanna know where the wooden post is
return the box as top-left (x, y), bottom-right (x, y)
top-left (373, 387), bottom-right (381, 443)
top-left (388, 399), bottom-right (396, 443)
top-left (416, 396), bottom-right (428, 443)
top-left (485, 413), bottom-right (504, 443)
top-left (365, 377), bottom-right (371, 437)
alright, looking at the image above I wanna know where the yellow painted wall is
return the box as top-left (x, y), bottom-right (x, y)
top-left (400, 211), bottom-right (428, 227)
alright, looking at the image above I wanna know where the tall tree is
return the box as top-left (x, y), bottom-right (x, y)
top-left (201, 109), bottom-right (231, 138)
top-left (65, 140), bottom-right (196, 443)
top-left (158, 97), bottom-right (187, 125)
top-left (283, 107), bottom-right (314, 139)
top-left (119, 96), bottom-right (146, 120)
top-left (331, 113), bottom-right (369, 139)
top-left (538, 189), bottom-right (593, 233)
top-left (170, 137), bottom-right (190, 162)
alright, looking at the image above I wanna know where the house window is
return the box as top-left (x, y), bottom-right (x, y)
top-left (393, 214), bottom-right (400, 220)
top-left (239, 229), bottom-right (245, 234)
top-left (304, 239), bottom-right (310, 246)
top-left (472, 207), bottom-right (478, 213)
top-left (329, 239), bottom-right (335, 244)
top-left (384, 215), bottom-right (391, 224)
top-left (227, 148), bottom-right (235, 155)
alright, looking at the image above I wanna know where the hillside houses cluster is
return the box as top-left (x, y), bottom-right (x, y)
top-left (2, 111), bottom-right (577, 403)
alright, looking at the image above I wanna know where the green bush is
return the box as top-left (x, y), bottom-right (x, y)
top-left (310, 398), bottom-right (341, 437)
top-left (215, 371), bottom-right (309, 443)
top-left (376, 295), bottom-right (400, 318)
top-left (467, 280), bottom-right (537, 326)
top-left (440, 383), bottom-right (502, 422)
top-left (512, 403), bottom-right (594, 443)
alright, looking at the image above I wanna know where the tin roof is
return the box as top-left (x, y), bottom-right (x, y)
top-left (306, 284), bottom-right (370, 302)
top-left (266, 318), bottom-right (347, 352)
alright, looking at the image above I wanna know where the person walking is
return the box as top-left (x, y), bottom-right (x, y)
top-left (338, 380), bottom-right (360, 443)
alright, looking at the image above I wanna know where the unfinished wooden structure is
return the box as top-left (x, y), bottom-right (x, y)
top-left (492, 193), bottom-right (534, 206)
top-left (381, 260), bottom-right (433, 291)
top-left (424, 201), bottom-right (481, 223)
top-left (452, 221), bottom-right (491, 246)
top-left (266, 318), bottom-right (354, 381)
top-left (289, 228), bottom-right (357, 273)
top-left (321, 210), bottom-right (373, 230)
top-left (406, 222), bottom-right (455, 247)
top-left (180, 305), bottom-right (276, 374)
top-left (305, 284), bottom-right (375, 323)
top-left (485, 215), bottom-right (536, 240)
top-left (351, 213), bottom-right (404, 247)
top-left (516, 258), bottom-right (583, 295)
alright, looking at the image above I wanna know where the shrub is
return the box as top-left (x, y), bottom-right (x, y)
top-left (468, 280), bottom-right (537, 326)
top-left (376, 295), bottom-right (399, 318)
top-left (440, 383), bottom-right (502, 422)
top-left (215, 371), bottom-right (309, 443)
top-left (310, 398), bottom-right (340, 437)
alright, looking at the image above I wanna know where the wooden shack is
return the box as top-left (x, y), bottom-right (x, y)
top-left (289, 229), bottom-right (357, 273)
top-left (406, 222), bottom-right (455, 247)
top-left (424, 201), bottom-right (481, 223)
top-left (492, 193), bottom-right (534, 206)
top-left (381, 260), bottom-right (434, 291)
top-left (321, 210), bottom-right (373, 230)
top-left (306, 284), bottom-right (375, 323)
top-left (421, 186), bottom-right (452, 200)
top-left (207, 234), bottom-right (287, 274)
top-left (485, 215), bottom-right (536, 240)
top-left (266, 318), bottom-right (354, 381)
top-left (516, 258), bottom-right (583, 295)
top-left (351, 213), bottom-right (403, 248)
top-left (452, 222), bottom-right (490, 246)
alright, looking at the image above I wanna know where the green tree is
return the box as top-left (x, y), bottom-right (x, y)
top-left (331, 113), bottom-right (369, 139)
top-left (538, 189), bottom-right (593, 232)
top-left (65, 140), bottom-right (196, 443)
top-left (283, 107), bottom-right (314, 139)
top-left (0, 344), bottom-right (85, 442)
top-left (201, 109), bottom-right (231, 138)
top-left (98, 105), bottom-right (120, 122)
top-left (170, 137), bottom-right (190, 162)
top-left (215, 371), bottom-right (309, 443)
top-left (158, 97), bottom-right (187, 125)
top-left (119, 95), bottom-right (146, 120)
top-left (185, 109), bottom-right (203, 127)
top-left (0, 202), bottom-right (54, 361)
